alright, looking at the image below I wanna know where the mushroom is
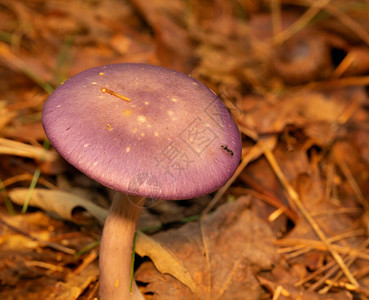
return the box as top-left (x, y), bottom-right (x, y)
top-left (42, 63), bottom-right (241, 299)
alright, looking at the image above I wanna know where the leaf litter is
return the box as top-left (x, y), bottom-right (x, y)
top-left (1, 0), bottom-right (369, 299)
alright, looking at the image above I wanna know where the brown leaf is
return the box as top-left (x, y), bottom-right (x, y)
top-left (47, 263), bottom-right (99, 300)
top-left (8, 188), bottom-right (108, 225)
top-left (135, 197), bottom-right (279, 299)
top-left (235, 87), bottom-right (366, 148)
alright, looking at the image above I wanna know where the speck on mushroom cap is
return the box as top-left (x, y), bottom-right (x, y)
top-left (42, 63), bottom-right (241, 200)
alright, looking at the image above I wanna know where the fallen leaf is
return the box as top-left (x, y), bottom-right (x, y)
top-left (135, 231), bottom-right (198, 294)
top-left (47, 262), bottom-right (99, 300)
top-left (8, 188), bottom-right (108, 225)
top-left (135, 196), bottom-right (279, 299)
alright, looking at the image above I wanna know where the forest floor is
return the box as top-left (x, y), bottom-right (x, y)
top-left (1, 0), bottom-right (369, 299)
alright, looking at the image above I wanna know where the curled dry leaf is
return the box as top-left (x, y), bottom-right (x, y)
top-left (8, 188), bottom-right (108, 225)
top-left (135, 231), bottom-right (198, 294)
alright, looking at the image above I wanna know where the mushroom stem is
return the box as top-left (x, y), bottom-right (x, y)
top-left (99, 193), bottom-right (146, 300)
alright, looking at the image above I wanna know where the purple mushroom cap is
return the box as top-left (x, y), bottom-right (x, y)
top-left (42, 63), bottom-right (241, 200)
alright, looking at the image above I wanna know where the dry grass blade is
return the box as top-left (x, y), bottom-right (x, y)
top-left (292, 256), bottom-right (343, 288)
top-left (318, 238), bottom-right (369, 294)
top-left (310, 255), bottom-right (352, 292)
top-left (276, 237), bottom-right (369, 293)
top-left (262, 144), bottom-right (360, 287)
top-left (275, 237), bottom-right (369, 261)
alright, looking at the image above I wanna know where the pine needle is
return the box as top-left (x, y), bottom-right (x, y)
top-left (262, 143), bottom-right (360, 288)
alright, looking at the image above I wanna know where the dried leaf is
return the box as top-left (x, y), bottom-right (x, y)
top-left (135, 197), bottom-right (278, 299)
top-left (236, 87), bottom-right (366, 147)
top-left (47, 263), bottom-right (99, 300)
top-left (135, 231), bottom-right (198, 294)
top-left (8, 188), bottom-right (107, 225)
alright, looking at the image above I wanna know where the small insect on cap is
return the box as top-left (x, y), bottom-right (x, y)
top-left (42, 63), bottom-right (242, 200)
